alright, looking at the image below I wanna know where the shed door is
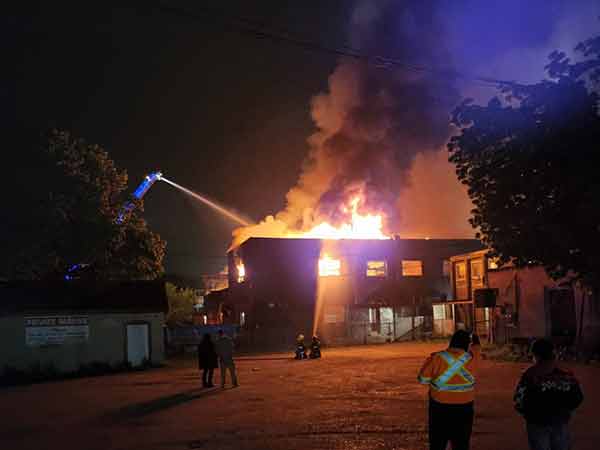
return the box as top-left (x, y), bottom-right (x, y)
top-left (127, 324), bottom-right (150, 367)
top-left (545, 288), bottom-right (576, 339)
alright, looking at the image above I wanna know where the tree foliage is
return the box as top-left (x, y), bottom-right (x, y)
top-left (165, 282), bottom-right (198, 326)
top-left (449, 31), bottom-right (600, 288)
top-left (10, 129), bottom-right (166, 280)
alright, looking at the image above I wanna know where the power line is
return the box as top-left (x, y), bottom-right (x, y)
top-left (152, 2), bottom-right (523, 89)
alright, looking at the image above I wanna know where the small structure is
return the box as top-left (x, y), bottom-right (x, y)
top-left (0, 281), bottom-right (167, 374)
top-left (443, 250), bottom-right (600, 353)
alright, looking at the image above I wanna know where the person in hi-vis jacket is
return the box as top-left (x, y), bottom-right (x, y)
top-left (418, 330), bottom-right (481, 450)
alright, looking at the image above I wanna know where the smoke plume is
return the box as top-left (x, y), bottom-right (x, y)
top-left (232, 0), bottom-right (467, 247)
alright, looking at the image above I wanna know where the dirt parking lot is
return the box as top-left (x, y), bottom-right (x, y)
top-left (1, 342), bottom-right (598, 450)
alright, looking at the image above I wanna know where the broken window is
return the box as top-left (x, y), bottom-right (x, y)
top-left (402, 260), bottom-right (423, 277)
top-left (366, 260), bottom-right (387, 277)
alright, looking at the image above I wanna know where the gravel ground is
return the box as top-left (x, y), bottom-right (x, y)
top-left (1, 342), bottom-right (598, 450)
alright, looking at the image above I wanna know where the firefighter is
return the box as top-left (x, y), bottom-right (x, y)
top-left (295, 334), bottom-right (307, 360)
top-left (309, 335), bottom-right (321, 359)
top-left (418, 330), bottom-right (481, 450)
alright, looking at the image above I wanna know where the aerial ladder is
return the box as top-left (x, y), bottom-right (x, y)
top-left (66, 171), bottom-right (163, 279)
top-left (116, 171), bottom-right (163, 224)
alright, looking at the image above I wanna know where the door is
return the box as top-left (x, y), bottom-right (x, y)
top-left (127, 323), bottom-right (150, 367)
top-left (545, 288), bottom-right (576, 341)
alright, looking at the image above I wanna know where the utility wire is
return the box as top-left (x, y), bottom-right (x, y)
top-left (153, 2), bottom-right (523, 89)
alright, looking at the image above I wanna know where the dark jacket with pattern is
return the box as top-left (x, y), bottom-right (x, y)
top-left (514, 362), bottom-right (583, 425)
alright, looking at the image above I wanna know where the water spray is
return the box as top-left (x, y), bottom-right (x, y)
top-left (158, 175), bottom-right (251, 227)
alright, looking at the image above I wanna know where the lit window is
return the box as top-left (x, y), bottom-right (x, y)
top-left (366, 260), bottom-right (387, 277)
top-left (240, 312), bottom-right (246, 327)
top-left (455, 262), bottom-right (467, 280)
top-left (402, 260), bottom-right (423, 277)
top-left (319, 254), bottom-right (341, 277)
top-left (471, 259), bottom-right (483, 281)
top-left (237, 263), bottom-right (245, 283)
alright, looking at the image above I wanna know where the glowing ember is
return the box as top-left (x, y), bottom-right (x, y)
top-left (318, 254), bottom-right (341, 277)
top-left (293, 197), bottom-right (389, 240)
top-left (236, 263), bottom-right (245, 283)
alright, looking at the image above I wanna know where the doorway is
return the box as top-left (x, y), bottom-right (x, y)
top-left (126, 323), bottom-right (150, 367)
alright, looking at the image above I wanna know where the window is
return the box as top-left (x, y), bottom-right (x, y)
top-left (236, 263), bottom-right (245, 283)
top-left (402, 260), bottom-right (423, 277)
top-left (443, 260), bottom-right (451, 277)
top-left (433, 304), bottom-right (446, 320)
top-left (318, 254), bottom-right (341, 277)
top-left (471, 259), bottom-right (484, 286)
top-left (455, 262), bottom-right (467, 280)
top-left (471, 259), bottom-right (484, 282)
top-left (240, 312), bottom-right (246, 327)
top-left (366, 260), bottom-right (387, 277)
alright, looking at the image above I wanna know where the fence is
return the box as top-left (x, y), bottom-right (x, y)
top-left (321, 316), bottom-right (434, 346)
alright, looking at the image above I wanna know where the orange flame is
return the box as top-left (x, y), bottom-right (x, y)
top-left (290, 196), bottom-right (389, 240)
top-left (236, 263), bottom-right (245, 283)
top-left (230, 193), bottom-right (390, 249)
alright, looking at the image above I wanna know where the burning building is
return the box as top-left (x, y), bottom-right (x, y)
top-left (217, 1), bottom-right (484, 349)
top-left (226, 237), bottom-right (483, 349)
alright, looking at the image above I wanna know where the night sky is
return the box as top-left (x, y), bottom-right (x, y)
top-left (2, 1), bottom-right (598, 282)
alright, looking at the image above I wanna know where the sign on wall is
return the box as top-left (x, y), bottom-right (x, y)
top-left (25, 316), bottom-right (89, 346)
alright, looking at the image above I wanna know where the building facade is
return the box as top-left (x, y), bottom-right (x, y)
top-left (226, 238), bottom-right (483, 349)
top-left (444, 250), bottom-right (600, 354)
top-left (0, 281), bottom-right (167, 374)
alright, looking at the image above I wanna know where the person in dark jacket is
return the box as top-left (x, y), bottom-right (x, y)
top-left (514, 338), bottom-right (584, 450)
top-left (309, 335), bottom-right (321, 359)
top-left (197, 333), bottom-right (218, 388)
top-left (295, 334), bottom-right (307, 360)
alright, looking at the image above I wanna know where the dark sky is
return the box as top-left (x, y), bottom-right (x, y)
top-left (2, 1), bottom-right (598, 282)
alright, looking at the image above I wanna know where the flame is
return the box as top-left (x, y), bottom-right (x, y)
top-left (236, 263), bottom-right (245, 283)
top-left (292, 196), bottom-right (389, 240)
top-left (230, 193), bottom-right (391, 249)
top-left (318, 254), bottom-right (341, 277)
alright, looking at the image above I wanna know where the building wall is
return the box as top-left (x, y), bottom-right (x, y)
top-left (0, 312), bottom-right (165, 373)
top-left (228, 238), bottom-right (483, 348)
top-left (489, 266), bottom-right (600, 351)
top-left (489, 266), bottom-right (549, 338)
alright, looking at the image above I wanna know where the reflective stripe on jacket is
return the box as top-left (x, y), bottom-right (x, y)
top-left (418, 345), bottom-right (481, 404)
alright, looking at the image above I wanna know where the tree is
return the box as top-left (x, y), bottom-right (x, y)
top-left (165, 282), bottom-right (198, 326)
top-left (448, 31), bottom-right (600, 289)
top-left (9, 129), bottom-right (166, 280)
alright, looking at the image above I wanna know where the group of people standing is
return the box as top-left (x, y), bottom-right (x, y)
top-left (418, 330), bottom-right (584, 450)
top-left (197, 329), bottom-right (238, 388)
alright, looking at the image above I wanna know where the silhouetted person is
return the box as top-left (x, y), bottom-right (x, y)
top-left (197, 333), bottom-right (218, 388)
top-left (295, 333), bottom-right (307, 360)
top-left (418, 330), bottom-right (481, 450)
top-left (514, 338), bottom-right (583, 450)
top-left (309, 335), bottom-right (321, 359)
top-left (215, 329), bottom-right (238, 388)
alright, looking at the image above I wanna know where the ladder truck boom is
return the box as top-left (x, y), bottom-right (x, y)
top-left (116, 171), bottom-right (162, 224)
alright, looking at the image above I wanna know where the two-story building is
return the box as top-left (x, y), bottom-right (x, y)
top-left (225, 237), bottom-right (483, 349)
